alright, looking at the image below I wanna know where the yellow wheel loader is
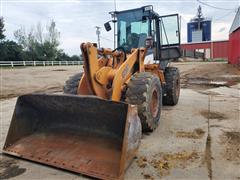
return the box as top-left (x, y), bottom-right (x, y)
top-left (3, 6), bottom-right (181, 180)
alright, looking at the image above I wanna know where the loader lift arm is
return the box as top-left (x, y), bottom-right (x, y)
top-left (80, 42), bottom-right (147, 101)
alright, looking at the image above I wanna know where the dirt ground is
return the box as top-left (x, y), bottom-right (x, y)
top-left (0, 66), bottom-right (81, 99)
top-left (0, 62), bottom-right (239, 179)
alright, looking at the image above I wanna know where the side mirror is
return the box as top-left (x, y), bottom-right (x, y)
top-left (104, 22), bottom-right (112, 32)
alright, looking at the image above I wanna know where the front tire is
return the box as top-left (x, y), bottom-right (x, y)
top-left (126, 72), bottom-right (162, 132)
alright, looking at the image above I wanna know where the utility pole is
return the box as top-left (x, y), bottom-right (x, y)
top-left (109, 12), bottom-right (117, 49)
top-left (113, 0), bottom-right (116, 49)
top-left (95, 26), bottom-right (101, 48)
top-left (109, 0), bottom-right (117, 49)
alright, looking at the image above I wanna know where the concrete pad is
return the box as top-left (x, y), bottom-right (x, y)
top-left (1, 89), bottom-right (211, 179)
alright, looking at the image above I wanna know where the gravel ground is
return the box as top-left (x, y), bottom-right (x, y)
top-left (0, 62), bottom-right (239, 179)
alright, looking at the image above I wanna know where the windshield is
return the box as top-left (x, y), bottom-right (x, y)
top-left (117, 9), bottom-right (149, 52)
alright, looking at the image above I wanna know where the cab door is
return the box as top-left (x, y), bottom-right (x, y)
top-left (159, 14), bottom-right (181, 60)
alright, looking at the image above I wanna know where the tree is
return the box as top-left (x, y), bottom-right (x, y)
top-left (0, 17), bottom-right (24, 61)
top-left (45, 20), bottom-right (60, 60)
top-left (14, 20), bottom-right (61, 61)
top-left (70, 55), bottom-right (81, 61)
top-left (36, 22), bottom-right (43, 44)
top-left (0, 40), bottom-right (23, 61)
top-left (47, 20), bottom-right (60, 47)
top-left (0, 18), bottom-right (80, 62)
top-left (55, 49), bottom-right (71, 61)
top-left (0, 17), bottom-right (5, 41)
top-left (14, 27), bottom-right (27, 49)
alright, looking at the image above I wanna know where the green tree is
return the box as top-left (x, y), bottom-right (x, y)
top-left (55, 49), bottom-right (71, 61)
top-left (0, 17), bottom-right (5, 40)
top-left (45, 20), bottom-right (60, 60)
top-left (70, 55), bottom-right (81, 61)
top-left (0, 17), bottom-right (81, 62)
top-left (47, 20), bottom-right (60, 47)
top-left (14, 20), bottom-right (60, 61)
top-left (0, 18), bottom-right (24, 61)
top-left (0, 40), bottom-right (23, 61)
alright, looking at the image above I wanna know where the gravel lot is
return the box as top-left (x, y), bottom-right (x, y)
top-left (0, 62), bottom-right (239, 179)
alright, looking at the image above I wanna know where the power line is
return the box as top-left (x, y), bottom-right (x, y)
top-left (196, 0), bottom-right (235, 11)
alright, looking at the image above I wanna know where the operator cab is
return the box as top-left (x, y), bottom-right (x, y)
top-left (104, 5), bottom-right (181, 67)
top-left (116, 8), bottom-right (150, 52)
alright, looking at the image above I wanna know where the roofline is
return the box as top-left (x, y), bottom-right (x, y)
top-left (231, 26), bottom-right (240, 34)
top-left (229, 6), bottom-right (240, 34)
top-left (111, 5), bottom-right (159, 18)
top-left (114, 5), bottom-right (152, 14)
top-left (187, 19), bottom-right (212, 24)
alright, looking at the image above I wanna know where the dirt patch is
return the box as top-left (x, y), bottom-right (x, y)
top-left (205, 135), bottom-right (212, 180)
top-left (52, 69), bottom-right (67, 71)
top-left (33, 85), bottom-right (63, 94)
top-left (141, 173), bottom-right (154, 180)
top-left (0, 93), bottom-right (18, 100)
top-left (177, 62), bottom-right (240, 90)
top-left (0, 85), bottom-right (63, 100)
top-left (220, 131), bottom-right (240, 161)
top-left (200, 110), bottom-right (227, 120)
top-left (210, 124), bottom-right (222, 128)
top-left (176, 128), bottom-right (205, 139)
top-left (137, 151), bottom-right (200, 177)
top-left (151, 151), bottom-right (200, 176)
top-left (0, 157), bottom-right (26, 179)
top-left (182, 77), bottom-right (239, 90)
top-left (137, 156), bottom-right (148, 168)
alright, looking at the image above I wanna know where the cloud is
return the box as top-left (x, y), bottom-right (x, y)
top-left (212, 21), bottom-right (231, 40)
top-left (1, 0), bottom-right (238, 55)
top-left (218, 27), bottom-right (226, 32)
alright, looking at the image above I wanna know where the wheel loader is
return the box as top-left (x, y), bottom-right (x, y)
top-left (3, 5), bottom-right (181, 180)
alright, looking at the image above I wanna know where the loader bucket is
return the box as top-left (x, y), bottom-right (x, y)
top-left (3, 94), bottom-right (141, 180)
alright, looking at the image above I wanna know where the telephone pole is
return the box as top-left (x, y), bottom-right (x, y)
top-left (95, 26), bottom-right (101, 48)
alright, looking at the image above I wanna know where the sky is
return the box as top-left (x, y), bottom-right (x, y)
top-left (0, 0), bottom-right (239, 55)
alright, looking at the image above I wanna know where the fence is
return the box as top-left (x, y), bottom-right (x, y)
top-left (0, 61), bottom-right (83, 67)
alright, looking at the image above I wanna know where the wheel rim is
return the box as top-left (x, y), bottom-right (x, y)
top-left (150, 88), bottom-right (159, 118)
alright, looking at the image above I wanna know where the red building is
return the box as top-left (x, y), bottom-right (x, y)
top-left (181, 40), bottom-right (229, 59)
top-left (228, 7), bottom-right (240, 65)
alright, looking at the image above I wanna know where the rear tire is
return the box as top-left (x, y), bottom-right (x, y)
top-left (163, 67), bottom-right (180, 105)
top-left (63, 72), bottom-right (83, 94)
top-left (126, 72), bottom-right (162, 132)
